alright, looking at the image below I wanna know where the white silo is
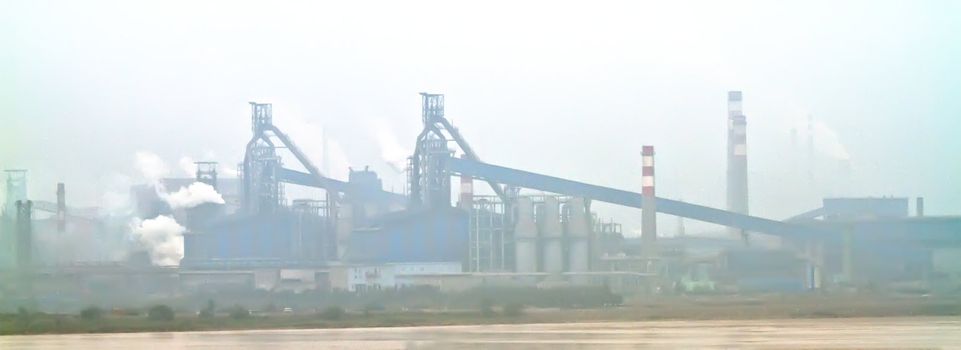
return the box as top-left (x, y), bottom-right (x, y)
top-left (566, 197), bottom-right (591, 276)
top-left (540, 196), bottom-right (563, 273)
top-left (513, 197), bottom-right (538, 273)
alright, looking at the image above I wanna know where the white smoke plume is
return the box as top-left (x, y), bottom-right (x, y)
top-left (131, 215), bottom-right (185, 266)
top-left (281, 112), bottom-right (352, 179)
top-left (160, 181), bottom-right (225, 210)
top-left (179, 156), bottom-right (198, 177)
top-left (792, 117), bottom-right (851, 160)
top-left (134, 151), bottom-right (170, 183)
top-left (810, 120), bottom-right (851, 160)
top-left (94, 152), bottom-right (212, 266)
top-left (218, 164), bottom-right (237, 178)
top-left (99, 173), bottom-right (135, 217)
top-left (371, 118), bottom-right (410, 173)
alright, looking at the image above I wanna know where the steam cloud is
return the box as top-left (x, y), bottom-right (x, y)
top-left (810, 120), bottom-right (851, 160)
top-left (127, 153), bottom-right (224, 265)
top-left (282, 114), bottom-right (352, 179)
top-left (179, 156), bottom-right (198, 177)
top-left (792, 118), bottom-right (851, 161)
top-left (100, 173), bottom-right (135, 217)
top-left (161, 181), bottom-right (225, 210)
top-left (131, 215), bottom-right (185, 266)
top-left (134, 151), bottom-right (170, 183)
top-left (371, 118), bottom-right (410, 173)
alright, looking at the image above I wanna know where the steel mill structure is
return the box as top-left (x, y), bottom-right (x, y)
top-left (2, 91), bottom-right (961, 297)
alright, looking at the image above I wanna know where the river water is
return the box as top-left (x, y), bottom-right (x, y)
top-left (2, 317), bottom-right (960, 349)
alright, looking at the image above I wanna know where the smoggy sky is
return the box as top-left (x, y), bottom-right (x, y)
top-left (2, 0), bottom-right (959, 235)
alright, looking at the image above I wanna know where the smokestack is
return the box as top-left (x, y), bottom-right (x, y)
top-left (641, 145), bottom-right (656, 256)
top-left (56, 183), bottom-right (65, 234)
top-left (727, 91), bottom-right (749, 240)
top-left (458, 172), bottom-right (473, 210)
top-left (916, 197), bottom-right (925, 217)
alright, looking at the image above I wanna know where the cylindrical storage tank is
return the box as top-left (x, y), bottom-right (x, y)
top-left (513, 197), bottom-right (538, 273)
top-left (540, 196), bottom-right (563, 273)
top-left (566, 197), bottom-right (590, 277)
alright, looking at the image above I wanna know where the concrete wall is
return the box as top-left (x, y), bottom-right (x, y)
top-left (180, 271), bottom-right (254, 292)
top-left (344, 265), bottom-right (396, 292)
top-left (393, 262), bottom-right (462, 277)
top-left (331, 262), bottom-right (463, 292)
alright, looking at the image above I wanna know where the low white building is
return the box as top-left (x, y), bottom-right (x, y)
top-left (331, 261), bottom-right (463, 292)
top-left (346, 265), bottom-right (395, 292)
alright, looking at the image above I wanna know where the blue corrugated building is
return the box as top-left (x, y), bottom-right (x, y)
top-left (182, 212), bottom-right (331, 269)
top-left (345, 207), bottom-right (468, 264)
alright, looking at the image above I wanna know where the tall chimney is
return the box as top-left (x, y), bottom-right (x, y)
top-left (641, 145), bottom-right (657, 257)
top-left (458, 172), bottom-right (473, 210)
top-left (916, 197), bottom-right (925, 217)
top-left (727, 91), bottom-right (749, 239)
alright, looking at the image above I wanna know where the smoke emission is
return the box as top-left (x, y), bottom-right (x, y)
top-left (99, 173), bottom-right (135, 217)
top-left (178, 156), bottom-right (198, 177)
top-left (131, 215), bottom-right (185, 266)
top-left (281, 112), bottom-right (352, 179)
top-left (810, 120), bottom-right (851, 161)
top-left (134, 151), bottom-right (170, 183)
top-left (792, 118), bottom-right (851, 161)
top-left (161, 182), bottom-right (225, 210)
top-left (371, 118), bottom-right (410, 173)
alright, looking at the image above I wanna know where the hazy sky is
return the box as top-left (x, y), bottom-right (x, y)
top-left (2, 0), bottom-right (959, 235)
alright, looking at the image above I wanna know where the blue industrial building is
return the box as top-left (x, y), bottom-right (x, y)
top-left (182, 210), bottom-right (332, 269)
top-left (345, 207), bottom-right (469, 264)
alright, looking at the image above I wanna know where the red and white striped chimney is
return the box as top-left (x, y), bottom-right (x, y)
top-left (641, 145), bottom-right (657, 256)
top-left (727, 91), bottom-right (749, 240)
top-left (458, 173), bottom-right (473, 210)
top-left (642, 146), bottom-right (655, 196)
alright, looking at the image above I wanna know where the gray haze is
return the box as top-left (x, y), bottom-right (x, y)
top-left (2, 0), bottom-right (960, 235)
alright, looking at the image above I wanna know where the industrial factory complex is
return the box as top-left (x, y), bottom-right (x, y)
top-left (2, 92), bottom-right (961, 301)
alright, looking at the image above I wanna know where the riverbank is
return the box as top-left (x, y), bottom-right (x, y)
top-left (8, 317), bottom-right (961, 349)
top-left (2, 294), bottom-right (959, 335)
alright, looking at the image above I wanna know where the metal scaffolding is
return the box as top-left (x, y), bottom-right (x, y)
top-left (195, 161), bottom-right (219, 190)
top-left (409, 93), bottom-right (507, 209)
top-left (468, 195), bottom-right (513, 272)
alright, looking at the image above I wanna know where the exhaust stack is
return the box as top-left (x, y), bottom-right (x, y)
top-left (727, 91), bottom-right (749, 240)
top-left (641, 145), bottom-right (657, 257)
top-left (458, 160), bottom-right (473, 210)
